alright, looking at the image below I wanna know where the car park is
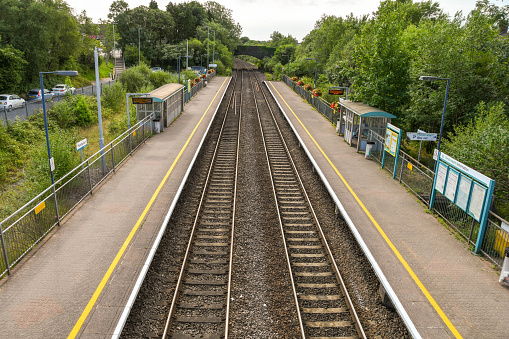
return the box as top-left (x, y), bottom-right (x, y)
top-left (51, 84), bottom-right (75, 96)
top-left (27, 88), bottom-right (54, 102)
top-left (0, 94), bottom-right (25, 111)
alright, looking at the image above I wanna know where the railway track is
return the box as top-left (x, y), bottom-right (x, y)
top-left (161, 70), bottom-right (242, 338)
top-left (246, 66), bottom-right (366, 338)
top-left (121, 59), bottom-right (410, 339)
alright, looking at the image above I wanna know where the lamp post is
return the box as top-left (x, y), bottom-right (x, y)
top-left (178, 55), bottom-right (191, 83)
top-left (138, 28), bottom-right (142, 65)
top-left (419, 75), bottom-right (450, 151)
top-left (201, 54), bottom-right (208, 68)
top-left (204, 25), bottom-right (210, 68)
top-left (211, 30), bottom-right (215, 63)
top-left (305, 58), bottom-right (318, 88)
top-left (40, 70), bottom-right (79, 184)
top-left (112, 22), bottom-right (117, 58)
top-left (282, 54), bottom-right (290, 76)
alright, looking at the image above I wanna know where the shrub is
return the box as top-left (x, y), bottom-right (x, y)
top-left (74, 95), bottom-right (94, 126)
top-left (102, 81), bottom-right (126, 113)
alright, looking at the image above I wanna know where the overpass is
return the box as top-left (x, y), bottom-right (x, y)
top-left (234, 45), bottom-right (276, 59)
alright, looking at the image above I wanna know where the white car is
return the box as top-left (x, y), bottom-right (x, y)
top-left (0, 94), bottom-right (26, 111)
top-left (51, 84), bottom-right (75, 96)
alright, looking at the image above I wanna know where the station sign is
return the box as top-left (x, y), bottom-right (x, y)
top-left (328, 88), bottom-right (344, 95)
top-left (406, 132), bottom-right (437, 141)
top-left (76, 138), bottom-right (87, 151)
top-left (131, 97), bottom-right (153, 105)
top-left (209, 63), bottom-right (217, 68)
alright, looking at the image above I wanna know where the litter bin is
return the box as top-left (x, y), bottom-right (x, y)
top-left (365, 141), bottom-right (375, 159)
top-left (500, 247), bottom-right (509, 286)
top-left (153, 119), bottom-right (161, 134)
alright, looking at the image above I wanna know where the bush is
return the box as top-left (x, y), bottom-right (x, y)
top-left (102, 81), bottom-right (126, 113)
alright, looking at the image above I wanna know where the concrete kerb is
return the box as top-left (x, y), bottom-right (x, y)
top-left (264, 81), bottom-right (422, 339)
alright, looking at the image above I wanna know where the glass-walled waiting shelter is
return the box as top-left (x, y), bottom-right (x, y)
top-left (136, 83), bottom-right (185, 131)
top-left (337, 100), bottom-right (396, 152)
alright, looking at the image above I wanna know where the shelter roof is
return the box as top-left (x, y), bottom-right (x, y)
top-left (149, 83), bottom-right (184, 102)
top-left (341, 100), bottom-right (396, 119)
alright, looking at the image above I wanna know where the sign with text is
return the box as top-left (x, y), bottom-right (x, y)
top-left (382, 123), bottom-right (402, 179)
top-left (131, 97), bottom-right (153, 105)
top-left (76, 138), bottom-right (87, 151)
top-left (328, 88), bottom-right (344, 95)
top-left (406, 132), bottom-right (437, 141)
top-left (430, 151), bottom-right (496, 253)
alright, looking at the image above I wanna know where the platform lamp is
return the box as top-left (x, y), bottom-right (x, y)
top-left (204, 25), bottom-right (210, 67)
top-left (305, 58), bottom-right (318, 88)
top-left (201, 54), bottom-right (209, 68)
top-left (178, 55), bottom-right (191, 84)
top-left (138, 28), bottom-right (142, 65)
top-left (418, 76), bottom-right (450, 152)
top-left (40, 70), bottom-right (79, 185)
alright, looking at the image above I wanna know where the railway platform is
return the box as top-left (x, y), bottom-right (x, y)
top-left (0, 77), bottom-right (230, 338)
top-left (267, 80), bottom-right (509, 338)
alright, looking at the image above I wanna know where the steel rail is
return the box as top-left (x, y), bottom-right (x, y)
top-left (162, 71), bottom-right (240, 338)
top-left (253, 69), bottom-right (366, 338)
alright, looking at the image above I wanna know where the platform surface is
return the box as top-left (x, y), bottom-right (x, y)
top-left (0, 77), bottom-right (230, 338)
top-left (267, 80), bottom-right (509, 338)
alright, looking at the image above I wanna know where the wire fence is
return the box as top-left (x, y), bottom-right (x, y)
top-left (1, 81), bottom-right (118, 126)
top-left (282, 75), bottom-right (509, 267)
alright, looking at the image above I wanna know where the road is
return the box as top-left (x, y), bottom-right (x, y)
top-left (1, 78), bottom-right (117, 125)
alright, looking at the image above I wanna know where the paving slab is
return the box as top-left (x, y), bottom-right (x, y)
top-left (267, 80), bottom-right (509, 338)
top-left (0, 77), bottom-right (230, 339)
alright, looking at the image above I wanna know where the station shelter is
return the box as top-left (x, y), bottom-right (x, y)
top-left (337, 100), bottom-right (396, 152)
top-left (136, 83), bottom-right (185, 132)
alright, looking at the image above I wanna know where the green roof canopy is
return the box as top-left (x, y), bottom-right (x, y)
top-left (341, 100), bottom-right (397, 119)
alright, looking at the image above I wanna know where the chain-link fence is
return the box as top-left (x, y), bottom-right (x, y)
top-left (281, 76), bottom-right (509, 267)
top-left (1, 81), bottom-right (118, 126)
top-left (0, 113), bottom-right (154, 278)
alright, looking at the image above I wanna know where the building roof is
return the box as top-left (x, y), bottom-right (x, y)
top-left (149, 83), bottom-right (184, 102)
top-left (341, 100), bottom-right (397, 119)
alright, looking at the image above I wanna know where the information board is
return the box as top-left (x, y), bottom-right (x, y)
top-left (430, 151), bottom-right (495, 253)
top-left (381, 123), bottom-right (402, 179)
top-left (132, 97), bottom-right (153, 105)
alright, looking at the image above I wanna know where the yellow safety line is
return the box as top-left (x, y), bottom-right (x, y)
top-left (68, 77), bottom-right (228, 339)
top-left (269, 82), bottom-right (463, 339)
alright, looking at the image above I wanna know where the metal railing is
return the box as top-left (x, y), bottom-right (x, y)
top-left (0, 71), bottom-right (216, 278)
top-left (282, 75), bottom-right (509, 267)
top-left (0, 113), bottom-right (155, 278)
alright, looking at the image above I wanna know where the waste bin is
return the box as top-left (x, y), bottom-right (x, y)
top-left (153, 119), bottom-right (161, 134)
top-left (365, 141), bottom-right (375, 159)
top-left (500, 247), bottom-right (509, 286)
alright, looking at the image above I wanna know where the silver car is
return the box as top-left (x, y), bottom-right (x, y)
top-left (51, 84), bottom-right (76, 96)
top-left (0, 94), bottom-right (26, 111)
top-left (27, 88), bottom-right (55, 102)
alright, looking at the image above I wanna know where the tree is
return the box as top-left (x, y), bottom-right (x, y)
top-left (441, 102), bottom-right (509, 213)
top-left (108, 0), bottom-right (129, 20)
top-left (0, 40), bottom-right (27, 93)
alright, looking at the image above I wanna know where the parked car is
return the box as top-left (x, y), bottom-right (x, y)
top-left (26, 88), bottom-right (54, 102)
top-left (0, 94), bottom-right (25, 111)
top-left (151, 67), bottom-right (162, 72)
top-left (51, 84), bottom-right (75, 96)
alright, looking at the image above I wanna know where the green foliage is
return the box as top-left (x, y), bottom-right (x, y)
top-left (74, 95), bottom-right (94, 126)
top-left (0, 42), bottom-right (27, 93)
top-left (124, 45), bottom-right (149, 67)
top-left (102, 81), bottom-right (127, 113)
top-left (441, 102), bottom-right (509, 211)
top-left (119, 63), bottom-right (152, 92)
